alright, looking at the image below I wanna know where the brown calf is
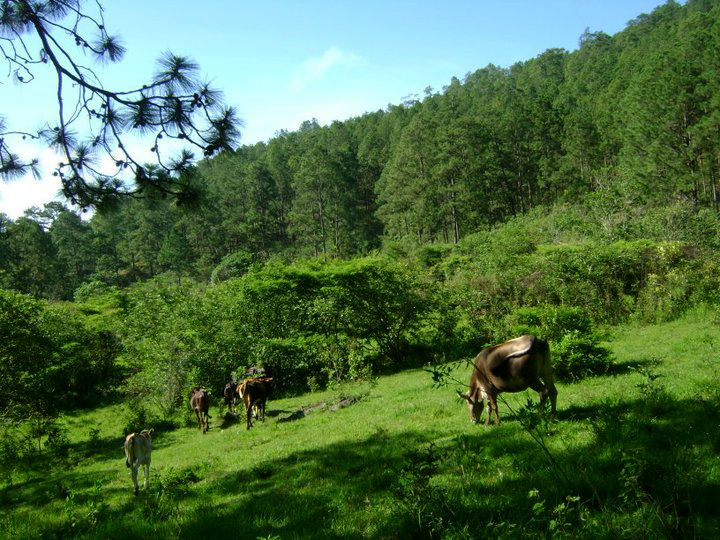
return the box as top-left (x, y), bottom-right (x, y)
top-left (190, 387), bottom-right (210, 433)
top-left (223, 380), bottom-right (238, 413)
top-left (124, 428), bottom-right (153, 495)
top-left (462, 335), bottom-right (557, 426)
top-left (237, 377), bottom-right (272, 430)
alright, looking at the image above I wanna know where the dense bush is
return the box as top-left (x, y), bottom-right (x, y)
top-left (502, 305), bottom-right (612, 381)
top-left (209, 250), bottom-right (258, 284)
top-left (117, 257), bottom-right (436, 414)
top-left (248, 336), bottom-right (330, 395)
top-left (0, 289), bottom-right (119, 416)
top-left (551, 331), bottom-right (613, 381)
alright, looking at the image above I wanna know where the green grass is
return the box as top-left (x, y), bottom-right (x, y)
top-left (2, 307), bottom-right (720, 538)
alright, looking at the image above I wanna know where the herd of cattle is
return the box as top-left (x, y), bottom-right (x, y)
top-left (123, 335), bottom-right (558, 494)
top-left (190, 375), bottom-right (274, 433)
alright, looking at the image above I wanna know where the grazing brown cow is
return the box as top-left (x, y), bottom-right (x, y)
top-left (190, 387), bottom-right (210, 433)
top-left (461, 335), bottom-right (557, 426)
top-left (223, 380), bottom-right (238, 413)
top-left (124, 428), bottom-right (153, 495)
top-left (237, 377), bottom-right (272, 430)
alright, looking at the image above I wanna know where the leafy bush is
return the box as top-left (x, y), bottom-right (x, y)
top-left (249, 336), bottom-right (330, 396)
top-left (210, 249), bottom-right (257, 284)
top-left (502, 306), bottom-right (612, 381)
top-left (552, 331), bottom-right (613, 381)
top-left (505, 305), bottom-right (592, 342)
top-left (0, 289), bottom-right (119, 416)
top-left (393, 444), bottom-right (453, 537)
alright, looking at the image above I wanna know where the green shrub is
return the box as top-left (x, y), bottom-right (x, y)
top-left (120, 403), bottom-right (152, 436)
top-left (210, 250), bottom-right (257, 284)
top-left (250, 336), bottom-right (328, 396)
top-left (504, 305), bottom-right (592, 342)
top-left (0, 289), bottom-right (119, 415)
top-left (552, 331), bottom-right (612, 381)
top-left (501, 306), bottom-right (612, 381)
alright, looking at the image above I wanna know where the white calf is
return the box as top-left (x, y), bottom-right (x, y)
top-left (124, 428), bottom-right (154, 495)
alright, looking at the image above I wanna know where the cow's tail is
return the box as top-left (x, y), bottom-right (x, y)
top-left (124, 434), bottom-right (135, 467)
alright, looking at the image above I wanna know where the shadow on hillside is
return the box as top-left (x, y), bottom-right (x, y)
top-left (606, 355), bottom-right (660, 376)
top-left (175, 392), bottom-right (720, 538)
top-left (5, 390), bottom-right (720, 538)
top-left (217, 411), bottom-right (241, 429)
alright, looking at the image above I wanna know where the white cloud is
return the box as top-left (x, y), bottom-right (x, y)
top-left (0, 141), bottom-right (66, 219)
top-left (291, 46), bottom-right (365, 92)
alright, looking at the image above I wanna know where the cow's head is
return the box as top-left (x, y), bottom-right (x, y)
top-left (458, 389), bottom-right (485, 424)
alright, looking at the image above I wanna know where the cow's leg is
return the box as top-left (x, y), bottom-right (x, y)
top-left (143, 459), bottom-right (150, 489)
top-left (246, 402), bottom-right (253, 429)
top-left (530, 381), bottom-right (549, 413)
top-left (545, 379), bottom-right (558, 421)
top-left (486, 393), bottom-right (500, 426)
top-left (131, 463), bottom-right (139, 496)
top-left (532, 378), bottom-right (558, 421)
top-left (541, 350), bottom-right (558, 421)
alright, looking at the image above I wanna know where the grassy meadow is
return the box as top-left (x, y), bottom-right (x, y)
top-left (2, 307), bottom-right (719, 539)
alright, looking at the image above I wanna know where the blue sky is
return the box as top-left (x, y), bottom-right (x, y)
top-left (0, 0), bottom-right (672, 219)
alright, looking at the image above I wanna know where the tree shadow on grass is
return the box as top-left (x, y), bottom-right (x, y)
top-left (5, 390), bottom-right (720, 538)
top-left (606, 355), bottom-right (662, 376)
top-left (171, 389), bottom-right (719, 538)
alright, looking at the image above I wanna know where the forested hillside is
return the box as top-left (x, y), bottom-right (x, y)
top-left (1, 0), bottom-right (719, 295)
top-left (3, 3), bottom-right (720, 536)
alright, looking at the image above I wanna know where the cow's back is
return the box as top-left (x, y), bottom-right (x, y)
top-left (124, 429), bottom-right (153, 466)
top-left (479, 335), bottom-right (550, 392)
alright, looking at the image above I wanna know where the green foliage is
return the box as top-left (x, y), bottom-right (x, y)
top-left (250, 337), bottom-right (328, 395)
top-left (505, 305), bottom-right (593, 341)
top-left (119, 257), bottom-right (434, 407)
top-left (210, 250), bottom-right (256, 284)
top-left (0, 289), bottom-right (118, 416)
top-left (61, 481), bottom-right (108, 535)
top-left (551, 331), bottom-right (613, 381)
top-left (503, 305), bottom-right (612, 381)
top-left (393, 444), bottom-right (453, 537)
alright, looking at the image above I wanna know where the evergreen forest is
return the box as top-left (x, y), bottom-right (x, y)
top-left (2, 1), bottom-right (720, 537)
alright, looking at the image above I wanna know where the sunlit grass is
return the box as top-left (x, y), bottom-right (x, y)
top-left (2, 308), bottom-right (720, 538)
